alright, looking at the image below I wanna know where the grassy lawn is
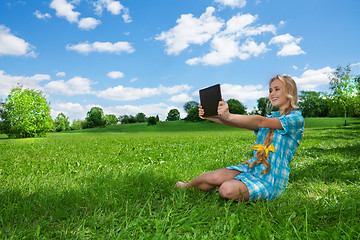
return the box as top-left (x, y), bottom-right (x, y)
top-left (0, 118), bottom-right (359, 239)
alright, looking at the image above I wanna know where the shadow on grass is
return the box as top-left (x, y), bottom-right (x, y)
top-left (291, 141), bottom-right (360, 183)
top-left (2, 169), bottom-right (360, 239)
top-left (303, 126), bottom-right (360, 140)
top-left (0, 169), bottom-right (221, 238)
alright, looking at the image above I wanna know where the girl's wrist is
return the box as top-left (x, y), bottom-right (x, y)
top-left (219, 111), bottom-right (231, 122)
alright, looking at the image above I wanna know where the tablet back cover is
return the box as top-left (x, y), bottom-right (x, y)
top-left (199, 84), bottom-right (222, 117)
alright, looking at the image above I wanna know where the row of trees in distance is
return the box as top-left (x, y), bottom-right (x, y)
top-left (1, 65), bottom-right (359, 138)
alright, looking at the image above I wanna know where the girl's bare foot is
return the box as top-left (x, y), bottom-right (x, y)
top-left (174, 181), bottom-right (188, 189)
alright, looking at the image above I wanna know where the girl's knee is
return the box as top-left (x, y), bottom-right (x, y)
top-left (219, 181), bottom-right (237, 199)
top-left (219, 180), bottom-right (249, 201)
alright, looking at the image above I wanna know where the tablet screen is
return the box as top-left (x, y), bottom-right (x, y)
top-left (199, 84), bottom-right (222, 117)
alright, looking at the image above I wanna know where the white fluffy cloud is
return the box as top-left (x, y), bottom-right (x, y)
top-left (93, 0), bottom-right (132, 23)
top-left (187, 35), bottom-right (240, 66)
top-left (66, 41), bottom-right (135, 55)
top-left (78, 17), bottom-right (101, 30)
top-left (0, 70), bottom-right (50, 96)
top-left (221, 83), bottom-right (268, 102)
top-left (50, 102), bottom-right (86, 120)
top-left (50, 0), bottom-right (80, 23)
top-left (156, 8), bottom-right (306, 66)
top-left (34, 10), bottom-right (52, 20)
top-left (107, 71), bottom-right (124, 79)
top-left (214, 0), bottom-right (247, 8)
top-left (239, 39), bottom-right (269, 58)
top-left (187, 37), bottom-right (269, 66)
top-left (169, 93), bottom-right (193, 103)
top-left (292, 66), bottom-right (335, 90)
top-left (0, 25), bottom-right (37, 57)
top-left (56, 72), bottom-right (66, 77)
top-left (157, 9), bottom-right (277, 66)
top-left (156, 7), bottom-right (224, 55)
top-left (97, 84), bottom-right (192, 101)
top-left (50, 0), bottom-right (129, 30)
top-left (186, 13), bottom-right (273, 66)
top-left (44, 76), bottom-right (95, 95)
top-left (269, 33), bottom-right (306, 57)
top-left (223, 13), bottom-right (256, 35)
top-left (350, 62), bottom-right (360, 74)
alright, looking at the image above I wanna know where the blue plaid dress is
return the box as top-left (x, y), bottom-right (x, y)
top-left (227, 111), bottom-right (304, 201)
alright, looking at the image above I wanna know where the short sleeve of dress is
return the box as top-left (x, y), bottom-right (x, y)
top-left (276, 111), bottom-right (304, 135)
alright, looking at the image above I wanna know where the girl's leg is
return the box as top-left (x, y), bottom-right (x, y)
top-left (218, 179), bottom-right (250, 201)
top-left (175, 168), bottom-right (241, 191)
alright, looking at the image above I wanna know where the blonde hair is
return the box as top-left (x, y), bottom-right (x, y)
top-left (271, 75), bottom-right (299, 114)
top-left (244, 75), bottom-right (298, 175)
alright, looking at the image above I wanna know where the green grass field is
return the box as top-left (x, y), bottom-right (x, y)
top-left (1, 118), bottom-right (360, 239)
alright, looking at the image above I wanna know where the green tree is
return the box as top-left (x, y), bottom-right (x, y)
top-left (298, 91), bottom-right (329, 117)
top-left (184, 101), bottom-right (199, 113)
top-left (256, 97), bottom-right (278, 116)
top-left (128, 115), bottom-right (137, 124)
top-left (0, 86), bottom-right (52, 138)
top-left (71, 119), bottom-right (83, 130)
top-left (135, 112), bottom-right (147, 123)
top-left (119, 115), bottom-right (129, 124)
top-left (166, 109), bottom-right (180, 121)
top-left (354, 75), bottom-right (360, 117)
top-left (227, 99), bottom-right (247, 114)
top-left (329, 65), bottom-right (357, 125)
top-left (84, 107), bottom-right (105, 128)
top-left (184, 107), bottom-right (202, 122)
top-left (147, 116), bottom-right (157, 126)
top-left (104, 114), bottom-right (118, 125)
top-left (118, 115), bottom-right (137, 124)
top-left (53, 113), bottom-right (70, 132)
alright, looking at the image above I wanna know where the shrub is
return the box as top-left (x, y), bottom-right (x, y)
top-left (147, 116), bottom-right (157, 126)
top-left (184, 107), bottom-right (202, 122)
top-left (83, 107), bottom-right (105, 128)
top-left (53, 113), bottom-right (70, 132)
top-left (104, 114), bottom-right (118, 125)
top-left (167, 109), bottom-right (180, 121)
top-left (71, 119), bottom-right (83, 130)
top-left (0, 86), bottom-right (52, 138)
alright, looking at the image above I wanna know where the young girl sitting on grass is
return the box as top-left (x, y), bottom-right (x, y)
top-left (175, 75), bottom-right (304, 201)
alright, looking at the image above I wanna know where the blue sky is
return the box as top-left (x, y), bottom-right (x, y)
top-left (1, 0), bottom-right (359, 121)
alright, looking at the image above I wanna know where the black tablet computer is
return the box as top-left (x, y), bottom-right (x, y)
top-left (199, 84), bottom-right (222, 117)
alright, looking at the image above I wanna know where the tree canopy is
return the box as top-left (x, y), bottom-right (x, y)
top-left (227, 99), bottom-right (247, 115)
top-left (184, 101), bottom-right (198, 113)
top-left (104, 114), bottom-right (118, 125)
top-left (54, 113), bottom-right (71, 132)
top-left (167, 109), bottom-right (180, 121)
top-left (328, 65), bottom-right (358, 125)
top-left (255, 97), bottom-right (278, 116)
top-left (0, 86), bottom-right (52, 138)
top-left (147, 116), bottom-right (157, 125)
top-left (298, 91), bottom-right (329, 118)
top-left (84, 107), bottom-right (105, 128)
top-left (135, 112), bottom-right (147, 123)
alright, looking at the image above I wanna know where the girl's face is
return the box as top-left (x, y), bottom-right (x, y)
top-left (269, 79), bottom-right (290, 112)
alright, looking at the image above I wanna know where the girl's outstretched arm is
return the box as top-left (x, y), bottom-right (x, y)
top-left (215, 101), bottom-right (283, 131)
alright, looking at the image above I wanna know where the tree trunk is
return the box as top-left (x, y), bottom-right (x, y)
top-left (344, 111), bottom-right (347, 126)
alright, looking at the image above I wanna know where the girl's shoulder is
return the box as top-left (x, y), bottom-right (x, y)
top-left (268, 111), bottom-right (304, 131)
top-left (268, 110), bottom-right (303, 119)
